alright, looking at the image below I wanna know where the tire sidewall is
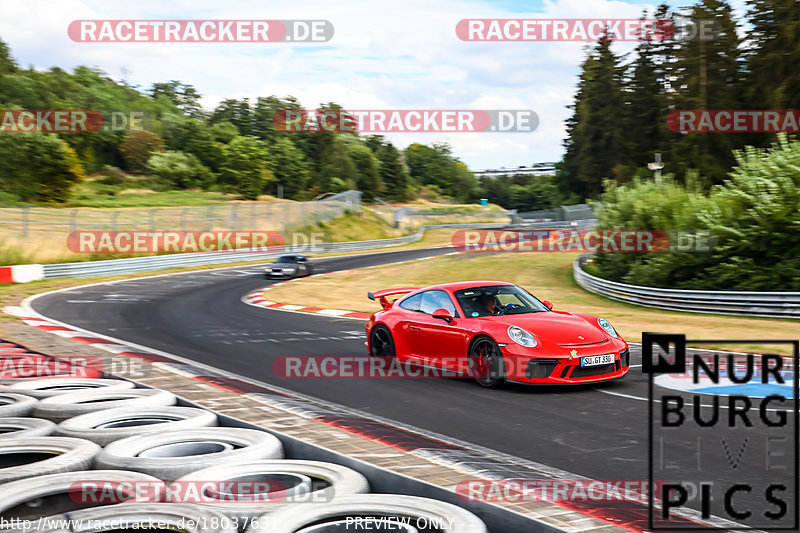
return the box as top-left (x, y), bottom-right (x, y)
top-left (469, 336), bottom-right (506, 388)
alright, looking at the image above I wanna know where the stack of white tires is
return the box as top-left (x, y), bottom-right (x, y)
top-left (0, 375), bottom-right (488, 532)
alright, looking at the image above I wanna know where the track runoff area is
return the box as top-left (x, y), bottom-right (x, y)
top-left (23, 245), bottom-right (799, 531)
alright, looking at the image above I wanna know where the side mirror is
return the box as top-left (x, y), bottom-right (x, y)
top-left (432, 308), bottom-right (454, 323)
top-left (542, 300), bottom-right (553, 310)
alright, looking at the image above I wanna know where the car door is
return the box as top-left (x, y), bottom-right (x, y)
top-left (413, 290), bottom-right (469, 371)
top-left (296, 257), bottom-right (308, 275)
top-left (392, 292), bottom-right (424, 359)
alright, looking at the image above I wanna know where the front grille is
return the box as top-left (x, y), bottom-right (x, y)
top-left (525, 359), bottom-right (559, 379)
top-left (570, 363), bottom-right (616, 378)
top-left (620, 349), bottom-right (630, 367)
top-left (560, 339), bottom-right (610, 348)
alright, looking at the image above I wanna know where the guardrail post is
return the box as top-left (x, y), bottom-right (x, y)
top-left (149, 209), bottom-right (156, 231)
top-left (70, 210), bottom-right (78, 232)
top-left (111, 212), bottom-right (119, 231)
top-left (206, 205), bottom-right (213, 231)
top-left (181, 208), bottom-right (187, 232)
top-left (231, 203), bottom-right (239, 231)
top-left (21, 205), bottom-right (30, 237)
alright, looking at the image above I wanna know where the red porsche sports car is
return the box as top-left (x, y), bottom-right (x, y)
top-left (365, 281), bottom-right (629, 387)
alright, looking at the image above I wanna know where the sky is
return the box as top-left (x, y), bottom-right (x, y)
top-left (0, 0), bottom-right (747, 170)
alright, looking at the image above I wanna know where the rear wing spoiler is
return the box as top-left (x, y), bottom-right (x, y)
top-left (367, 288), bottom-right (420, 310)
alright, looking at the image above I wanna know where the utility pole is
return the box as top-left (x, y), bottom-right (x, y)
top-left (648, 153), bottom-right (665, 183)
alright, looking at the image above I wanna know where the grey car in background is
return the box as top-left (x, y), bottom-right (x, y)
top-left (265, 255), bottom-right (314, 279)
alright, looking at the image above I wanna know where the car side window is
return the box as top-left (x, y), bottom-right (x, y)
top-left (399, 293), bottom-right (423, 312)
top-left (419, 290), bottom-right (458, 316)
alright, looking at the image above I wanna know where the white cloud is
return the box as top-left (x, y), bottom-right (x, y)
top-left (0, 0), bottom-right (674, 168)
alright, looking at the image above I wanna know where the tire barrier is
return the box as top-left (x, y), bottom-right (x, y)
top-left (0, 469), bottom-right (164, 520)
top-left (32, 388), bottom-right (177, 422)
top-left (245, 494), bottom-right (489, 533)
top-left (0, 436), bottom-right (100, 483)
top-left (0, 417), bottom-right (55, 438)
top-left (0, 341), bottom-right (491, 532)
top-left (176, 460), bottom-right (370, 520)
top-left (0, 393), bottom-right (37, 417)
top-left (95, 427), bottom-right (285, 480)
top-left (1, 378), bottom-right (134, 399)
top-left (55, 406), bottom-right (218, 446)
top-left (29, 503), bottom-right (238, 533)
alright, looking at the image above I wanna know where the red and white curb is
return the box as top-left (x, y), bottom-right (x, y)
top-left (242, 251), bottom-right (461, 321)
top-left (243, 287), bottom-right (371, 320)
top-left (0, 264), bottom-right (44, 284)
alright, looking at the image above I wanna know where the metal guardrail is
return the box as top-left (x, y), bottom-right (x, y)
top-left (39, 222), bottom-right (504, 279)
top-left (39, 219), bottom-right (602, 279)
top-left (516, 203), bottom-right (594, 222)
top-left (0, 191), bottom-right (362, 236)
top-left (574, 254), bottom-right (800, 319)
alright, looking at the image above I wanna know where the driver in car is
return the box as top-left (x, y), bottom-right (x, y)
top-left (479, 293), bottom-right (499, 315)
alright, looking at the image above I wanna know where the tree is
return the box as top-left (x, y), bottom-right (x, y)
top-left (404, 142), bottom-right (477, 201)
top-left (150, 81), bottom-right (203, 117)
top-left (218, 136), bottom-right (270, 200)
top-left (346, 143), bottom-right (381, 200)
top-left (267, 138), bottom-right (310, 199)
top-left (561, 36), bottom-right (626, 198)
top-left (210, 121), bottom-right (239, 143)
top-left (743, 0), bottom-right (800, 148)
top-left (376, 141), bottom-right (409, 201)
top-left (621, 13), bottom-right (669, 173)
top-left (669, 0), bottom-right (742, 184)
top-left (210, 99), bottom-right (253, 136)
top-left (146, 151), bottom-right (213, 189)
top-left (119, 131), bottom-right (166, 173)
top-left (317, 135), bottom-right (356, 193)
top-left (0, 37), bottom-right (16, 75)
top-left (0, 133), bottom-right (85, 202)
top-left (182, 120), bottom-right (224, 172)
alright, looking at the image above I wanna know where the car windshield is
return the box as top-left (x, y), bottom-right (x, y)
top-left (274, 256), bottom-right (296, 264)
top-left (454, 285), bottom-right (549, 317)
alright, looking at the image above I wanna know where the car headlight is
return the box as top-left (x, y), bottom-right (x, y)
top-left (507, 326), bottom-right (537, 347)
top-left (597, 318), bottom-right (618, 338)
top-left (282, 268), bottom-right (296, 272)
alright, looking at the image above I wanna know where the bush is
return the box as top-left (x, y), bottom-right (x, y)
top-left (146, 151), bottom-right (213, 189)
top-left (99, 165), bottom-right (128, 185)
top-left (120, 131), bottom-right (165, 173)
top-left (0, 133), bottom-right (85, 202)
top-left (592, 135), bottom-right (800, 291)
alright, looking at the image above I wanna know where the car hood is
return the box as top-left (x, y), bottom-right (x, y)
top-left (266, 263), bottom-right (295, 269)
top-left (495, 311), bottom-right (608, 345)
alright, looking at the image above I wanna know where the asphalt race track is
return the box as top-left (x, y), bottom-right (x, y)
top-left (31, 247), bottom-right (796, 528)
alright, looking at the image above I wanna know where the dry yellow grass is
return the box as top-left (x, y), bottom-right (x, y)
top-left (264, 252), bottom-right (799, 353)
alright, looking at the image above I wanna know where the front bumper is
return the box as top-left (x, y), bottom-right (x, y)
top-left (267, 270), bottom-right (295, 277)
top-left (501, 344), bottom-right (630, 384)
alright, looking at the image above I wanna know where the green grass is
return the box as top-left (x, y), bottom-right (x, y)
top-left (264, 251), bottom-right (798, 353)
top-left (295, 208), bottom-right (406, 242)
top-left (66, 180), bottom-right (239, 208)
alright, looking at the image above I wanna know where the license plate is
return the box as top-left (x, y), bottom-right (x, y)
top-left (581, 354), bottom-right (614, 367)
